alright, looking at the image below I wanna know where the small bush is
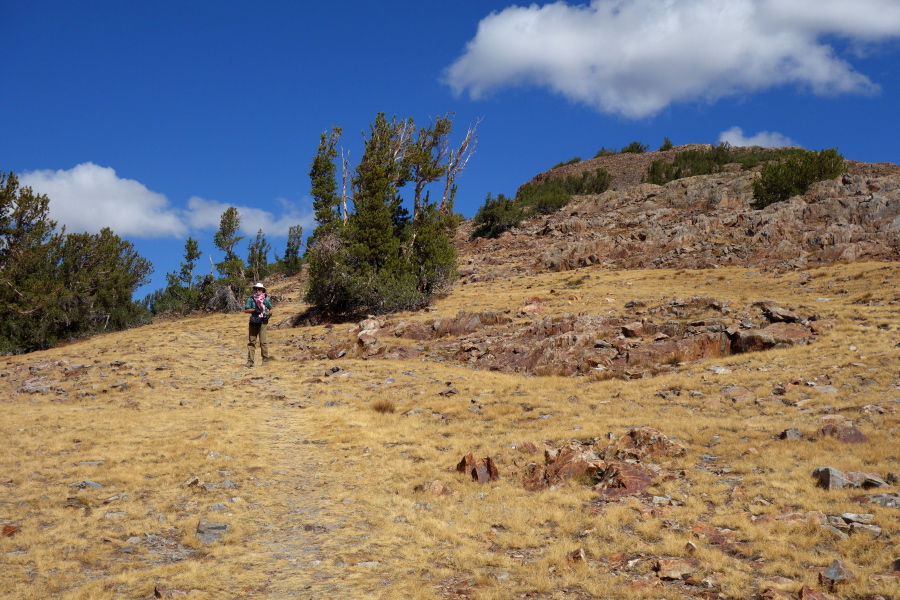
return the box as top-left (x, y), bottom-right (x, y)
top-left (658, 137), bottom-right (673, 151)
top-left (471, 168), bottom-right (612, 239)
top-left (620, 141), bottom-right (649, 154)
top-left (751, 148), bottom-right (845, 209)
top-left (472, 193), bottom-right (525, 238)
top-left (594, 146), bottom-right (618, 158)
top-left (644, 143), bottom-right (811, 186)
top-left (551, 157), bottom-right (581, 169)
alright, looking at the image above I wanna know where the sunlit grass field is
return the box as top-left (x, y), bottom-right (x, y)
top-left (2, 261), bottom-right (898, 599)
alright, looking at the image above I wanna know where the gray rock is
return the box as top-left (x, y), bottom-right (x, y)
top-left (779, 428), bottom-right (802, 440)
top-left (68, 480), bottom-right (104, 489)
top-left (196, 519), bottom-right (229, 544)
top-left (812, 467), bottom-right (888, 490)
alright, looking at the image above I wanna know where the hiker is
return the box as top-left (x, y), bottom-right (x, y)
top-left (244, 282), bottom-right (274, 367)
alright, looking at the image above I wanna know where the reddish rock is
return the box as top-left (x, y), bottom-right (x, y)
top-left (413, 480), bottom-right (457, 496)
top-left (2, 524), bottom-right (20, 537)
top-left (526, 444), bottom-right (604, 490)
top-left (608, 426), bottom-right (685, 460)
top-left (690, 521), bottom-right (737, 547)
top-left (594, 461), bottom-right (654, 497)
top-left (456, 454), bottom-right (499, 485)
top-left (731, 323), bottom-right (816, 353)
top-left (654, 557), bottom-right (699, 580)
top-left (798, 586), bottom-right (833, 600)
top-left (817, 424), bottom-right (869, 444)
top-left (515, 441), bottom-right (538, 454)
top-left (760, 587), bottom-right (796, 600)
top-left (566, 548), bottom-right (586, 564)
top-left (621, 322), bottom-right (645, 338)
top-left (804, 585), bottom-right (841, 600)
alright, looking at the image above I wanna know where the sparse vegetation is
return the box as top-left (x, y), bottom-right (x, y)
top-left (551, 156), bottom-right (581, 169)
top-left (472, 168), bottom-right (612, 238)
top-left (658, 137), bottom-right (673, 151)
top-left (751, 148), bottom-right (846, 209)
top-left (620, 140), bottom-right (649, 154)
top-left (644, 143), bottom-right (819, 186)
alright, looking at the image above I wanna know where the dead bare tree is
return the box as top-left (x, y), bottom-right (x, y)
top-left (441, 118), bottom-right (481, 213)
top-left (341, 148), bottom-right (351, 223)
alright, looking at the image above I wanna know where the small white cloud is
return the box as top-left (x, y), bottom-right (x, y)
top-left (718, 127), bottom-right (798, 148)
top-left (184, 196), bottom-right (314, 238)
top-left (20, 163), bottom-right (187, 238)
top-left (445, 0), bottom-right (900, 118)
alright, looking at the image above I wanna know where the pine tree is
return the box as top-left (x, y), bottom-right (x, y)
top-left (308, 127), bottom-right (343, 247)
top-left (179, 237), bottom-right (202, 288)
top-left (304, 113), bottom-right (473, 317)
top-left (247, 229), bottom-right (271, 282)
top-left (213, 207), bottom-right (245, 283)
top-left (283, 224), bottom-right (304, 275)
top-left (1, 170), bottom-right (154, 351)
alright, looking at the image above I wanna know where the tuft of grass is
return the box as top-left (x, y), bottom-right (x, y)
top-left (371, 398), bottom-right (397, 413)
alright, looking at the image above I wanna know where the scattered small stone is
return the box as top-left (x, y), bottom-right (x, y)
top-left (196, 519), bottom-right (229, 544)
top-left (819, 559), bottom-right (856, 590)
top-left (779, 428), bottom-right (803, 440)
top-left (68, 480), bottom-right (104, 489)
top-left (852, 493), bottom-right (900, 508)
top-left (654, 557), bottom-right (699, 580)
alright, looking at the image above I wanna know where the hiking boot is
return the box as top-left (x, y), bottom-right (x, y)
top-left (262, 356), bottom-right (276, 364)
top-left (245, 361), bottom-right (255, 368)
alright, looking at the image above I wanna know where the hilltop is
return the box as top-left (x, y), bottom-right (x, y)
top-left (2, 148), bottom-right (900, 600)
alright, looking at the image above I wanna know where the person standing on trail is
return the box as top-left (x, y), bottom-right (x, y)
top-left (245, 282), bottom-right (274, 367)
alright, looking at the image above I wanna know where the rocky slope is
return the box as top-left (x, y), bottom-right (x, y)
top-left (455, 149), bottom-right (900, 281)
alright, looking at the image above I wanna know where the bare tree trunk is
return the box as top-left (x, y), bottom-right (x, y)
top-left (441, 119), bottom-right (481, 213)
top-left (341, 149), bottom-right (351, 223)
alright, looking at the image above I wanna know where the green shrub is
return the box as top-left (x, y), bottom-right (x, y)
top-left (751, 148), bottom-right (845, 209)
top-left (551, 157), bottom-right (581, 169)
top-left (658, 137), bottom-right (673, 151)
top-left (471, 168), bottom-right (612, 238)
top-left (472, 193), bottom-right (524, 238)
top-left (594, 146), bottom-right (618, 158)
top-left (620, 141), bottom-right (649, 154)
top-left (644, 143), bottom-right (809, 186)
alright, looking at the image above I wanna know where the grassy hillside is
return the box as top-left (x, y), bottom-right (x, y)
top-left (2, 261), bottom-right (899, 599)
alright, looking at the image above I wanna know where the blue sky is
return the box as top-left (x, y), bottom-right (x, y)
top-left (4, 0), bottom-right (900, 298)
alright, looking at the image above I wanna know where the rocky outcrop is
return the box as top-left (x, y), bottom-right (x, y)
top-left (456, 161), bottom-right (900, 279)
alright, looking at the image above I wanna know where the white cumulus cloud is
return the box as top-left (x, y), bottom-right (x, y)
top-left (20, 163), bottom-right (187, 238)
top-left (445, 0), bottom-right (900, 118)
top-left (718, 126), bottom-right (798, 148)
top-left (20, 163), bottom-right (314, 241)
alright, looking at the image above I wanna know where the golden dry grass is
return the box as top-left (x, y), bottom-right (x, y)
top-left (2, 261), bottom-right (899, 599)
